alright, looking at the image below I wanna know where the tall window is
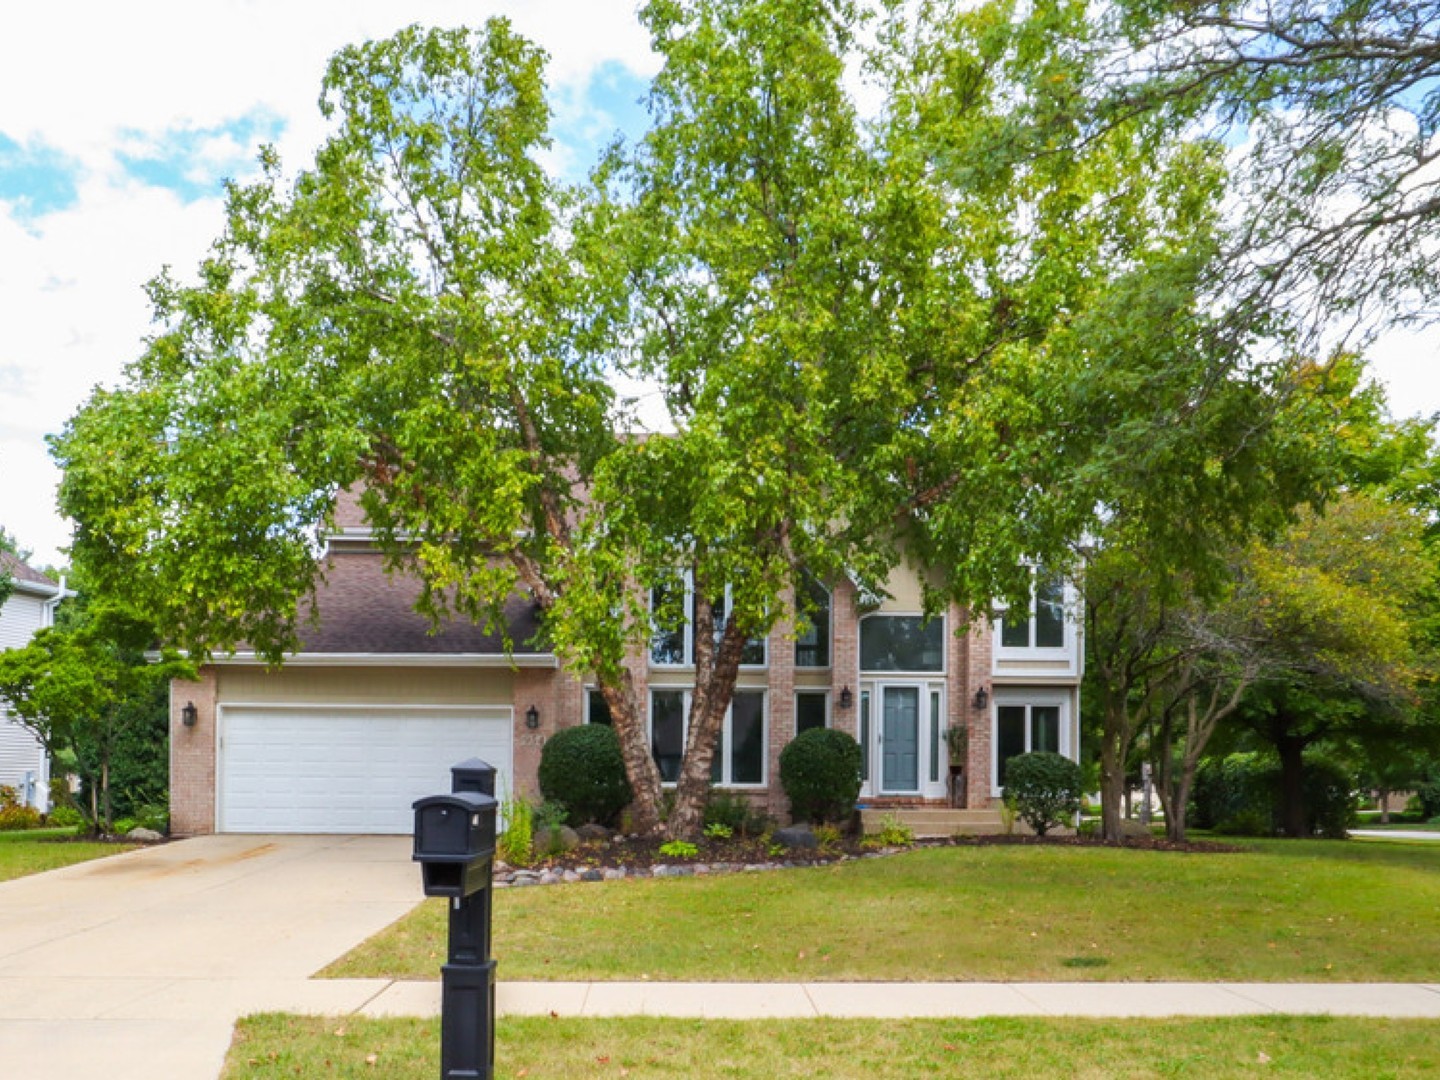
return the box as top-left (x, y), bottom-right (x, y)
top-left (650, 578), bottom-right (766, 667)
top-left (1000, 571), bottom-right (1066, 650)
top-left (586, 689), bottom-right (613, 725)
top-left (859, 615), bottom-right (945, 672)
top-left (995, 703), bottom-right (1061, 788)
top-left (649, 689), bottom-right (768, 787)
top-left (794, 575), bottom-right (831, 668)
top-left (794, 690), bottom-right (829, 735)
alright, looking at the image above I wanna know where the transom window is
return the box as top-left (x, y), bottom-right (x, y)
top-left (859, 615), bottom-right (945, 672)
top-left (650, 688), bottom-right (767, 787)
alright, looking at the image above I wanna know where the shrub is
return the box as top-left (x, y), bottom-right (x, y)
top-left (111, 817), bottom-right (138, 836)
top-left (1003, 752), bottom-right (1082, 836)
top-left (862, 812), bottom-right (914, 848)
top-left (537, 724), bottom-right (632, 827)
top-left (497, 795), bottom-right (534, 867)
top-left (704, 787), bottom-right (769, 836)
top-left (1304, 755), bottom-right (1357, 839)
top-left (659, 839), bottom-right (698, 859)
top-left (1413, 768), bottom-right (1440, 821)
top-left (779, 728), bottom-right (863, 823)
top-left (1194, 751), bottom-right (1356, 837)
top-left (0, 805), bottom-right (44, 831)
top-left (133, 800), bottom-right (170, 834)
top-left (46, 805), bottom-right (84, 829)
top-left (1192, 753), bottom-right (1278, 834)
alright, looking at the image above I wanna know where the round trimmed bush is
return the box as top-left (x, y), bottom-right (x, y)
top-left (1003, 751), bottom-right (1082, 836)
top-left (779, 728), bottom-right (863, 824)
top-left (538, 724), bottom-right (632, 827)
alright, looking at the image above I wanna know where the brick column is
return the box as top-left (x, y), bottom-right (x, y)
top-left (170, 669), bottom-right (218, 836)
top-left (830, 578), bottom-right (860, 740)
top-left (511, 666), bottom-right (573, 801)
top-left (966, 617), bottom-right (995, 808)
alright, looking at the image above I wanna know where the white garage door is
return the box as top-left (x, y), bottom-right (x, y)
top-left (218, 705), bottom-right (512, 834)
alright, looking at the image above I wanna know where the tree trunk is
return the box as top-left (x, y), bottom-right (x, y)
top-left (1377, 787), bottom-right (1390, 825)
top-left (1277, 733), bottom-right (1307, 838)
top-left (597, 671), bottom-right (664, 837)
top-left (669, 598), bottom-right (747, 840)
top-left (1099, 706), bottom-right (1127, 842)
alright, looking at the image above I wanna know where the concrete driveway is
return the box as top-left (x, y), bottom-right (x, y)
top-left (0, 834), bottom-right (420, 1079)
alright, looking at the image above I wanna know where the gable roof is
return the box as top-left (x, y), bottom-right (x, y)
top-left (0, 551), bottom-right (62, 598)
top-left (285, 546), bottom-right (545, 658)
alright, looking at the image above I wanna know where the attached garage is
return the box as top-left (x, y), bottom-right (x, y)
top-left (217, 704), bottom-right (513, 834)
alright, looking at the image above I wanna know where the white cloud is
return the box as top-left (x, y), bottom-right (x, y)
top-left (0, 2), bottom-right (657, 566)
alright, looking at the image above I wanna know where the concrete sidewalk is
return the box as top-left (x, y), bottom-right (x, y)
top-left (361, 979), bottom-right (1440, 1020)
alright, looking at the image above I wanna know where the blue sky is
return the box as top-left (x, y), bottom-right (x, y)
top-left (0, 135), bottom-right (79, 221)
top-left (0, 1), bottom-right (1435, 569)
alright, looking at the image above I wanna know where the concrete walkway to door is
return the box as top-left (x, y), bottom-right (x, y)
top-left (0, 834), bottom-right (421, 1080)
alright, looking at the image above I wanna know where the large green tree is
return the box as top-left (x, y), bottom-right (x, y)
top-left (1233, 489), bottom-right (1436, 836)
top-left (1106, 0), bottom-right (1440, 341)
top-left (55, 2), bottom-right (1316, 839)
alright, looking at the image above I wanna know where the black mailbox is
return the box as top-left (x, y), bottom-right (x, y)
top-left (451, 757), bottom-right (497, 797)
top-left (413, 790), bottom-right (497, 898)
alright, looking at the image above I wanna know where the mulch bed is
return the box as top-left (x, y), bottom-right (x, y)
top-left (511, 830), bottom-right (1241, 877)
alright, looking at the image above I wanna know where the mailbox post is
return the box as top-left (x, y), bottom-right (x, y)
top-left (413, 764), bottom-right (499, 1080)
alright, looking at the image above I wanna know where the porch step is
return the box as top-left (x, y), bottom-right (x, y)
top-left (858, 808), bottom-right (1033, 838)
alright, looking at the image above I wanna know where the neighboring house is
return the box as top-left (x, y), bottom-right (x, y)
top-left (170, 502), bottom-right (1082, 836)
top-left (0, 552), bottom-right (66, 811)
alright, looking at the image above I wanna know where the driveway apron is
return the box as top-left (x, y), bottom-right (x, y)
top-left (0, 834), bottom-right (418, 1080)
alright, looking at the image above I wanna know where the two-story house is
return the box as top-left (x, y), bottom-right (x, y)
top-left (169, 507), bottom-right (1080, 836)
top-left (0, 552), bottom-right (66, 811)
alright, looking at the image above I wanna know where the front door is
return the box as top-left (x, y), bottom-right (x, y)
top-left (880, 685), bottom-right (920, 793)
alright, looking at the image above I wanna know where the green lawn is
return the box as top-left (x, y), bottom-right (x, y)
top-left (0, 828), bottom-right (135, 883)
top-left (223, 1015), bottom-right (1440, 1078)
top-left (325, 838), bottom-right (1440, 982)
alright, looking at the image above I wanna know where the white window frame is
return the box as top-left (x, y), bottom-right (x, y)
top-left (990, 689), bottom-right (1072, 794)
top-left (994, 568), bottom-right (1072, 661)
top-left (648, 687), bottom-right (769, 789)
top-left (857, 612), bottom-right (947, 676)
top-left (649, 574), bottom-right (768, 669)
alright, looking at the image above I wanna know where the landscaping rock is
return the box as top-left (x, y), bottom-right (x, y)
top-left (602, 867), bottom-right (626, 881)
top-left (773, 824), bottom-right (818, 850)
top-left (1116, 819), bottom-right (1152, 840)
top-left (126, 828), bottom-right (164, 842)
top-left (533, 825), bottom-right (581, 854)
top-left (580, 869), bottom-right (604, 882)
top-left (575, 823), bottom-right (612, 843)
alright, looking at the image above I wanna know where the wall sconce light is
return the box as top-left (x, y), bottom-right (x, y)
top-left (972, 686), bottom-right (989, 711)
top-left (181, 701), bottom-right (198, 727)
top-left (525, 705), bottom-right (540, 730)
top-left (838, 686), bottom-right (853, 709)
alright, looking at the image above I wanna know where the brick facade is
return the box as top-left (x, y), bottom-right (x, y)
top-left (170, 671), bottom-right (218, 837)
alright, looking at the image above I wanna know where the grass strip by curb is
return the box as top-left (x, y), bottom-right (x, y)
top-left (224, 1014), bottom-right (1440, 1078)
